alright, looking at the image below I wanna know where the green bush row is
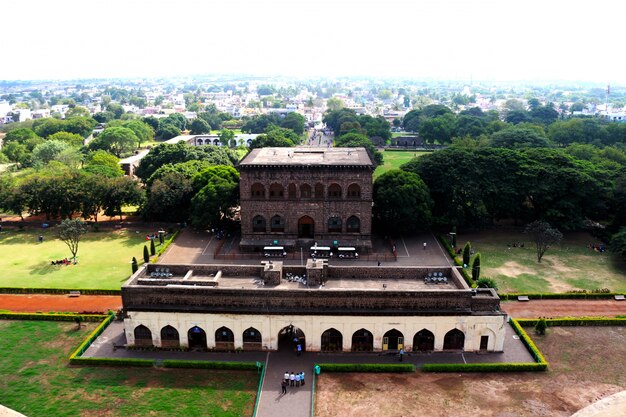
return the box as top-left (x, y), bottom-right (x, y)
top-left (0, 312), bottom-right (107, 322)
top-left (422, 362), bottom-right (547, 372)
top-left (70, 357), bottom-right (155, 367)
top-left (500, 292), bottom-right (625, 300)
top-left (155, 230), bottom-right (180, 258)
top-left (316, 363), bottom-right (415, 373)
top-left (161, 360), bottom-right (261, 370)
top-left (516, 317), bottom-right (626, 327)
top-left (0, 287), bottom-right (121, 295)
top-left (509, 318), bottom-right (548, 365)
top-left (437, 235), bottom-right (474, 287)
top-left (69, 314), bottom-right (115, 359)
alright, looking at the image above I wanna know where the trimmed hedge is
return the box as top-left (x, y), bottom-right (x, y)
top-left (162, 360), bottom-right (261, 370)
top-left (422, 362), bottom-right (547, 372)
top-left (151, 230), bottom-right (180, 262)
top-left (500, 292), bottom-right (625, 300)
top-left (316, 363), bottom-right (415, 373)
top-left (0, 312), bottom-right (106, 322)
top-left (516, 317), bottom-right (626, 327)
top-left (0, 287), bottom-right (121, 295)
top-left (69, 314), bottom-right (115, 362)
top-left (437, 235), bottom-right (474, 287)
top-left (70, 357), bottom-right (155, 367)
top-left (509, 318), bottom-right (547, 365)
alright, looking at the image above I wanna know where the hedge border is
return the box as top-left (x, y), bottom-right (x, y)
top-left (315, 363), bottom-right (415, 373)
top-left (0, 287), bottom-right (121, 295)
top-left (0, 312), bottom-right (107, 322)
top-left (162, 360), bottom-right (261, 370)
top-left (516, 317), bottom-right (626, 327)
top-left (151, 230), bottom-right (180, 263)
top-left (509, 318), bottom-right (548, 365)
top-left (422, 362), bottom-right (547, 372)
top-left (500, 292), bottom-right (626, 300)
top-left (437, 234), bottom-right (474, 287)
top-left (69, 313), bottom-right (115, 362)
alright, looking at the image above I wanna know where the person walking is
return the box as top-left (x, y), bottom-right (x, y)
top-left (423, 242), bottom-right (427, 250)
top-left (281, 379), bottom-right (287, 394)
top-left (300, 371), bottom-right (305, 386)
top-left (296, 343), bottom-right (302, 356)
top-left (284, 371), bottom-right (289, 383)
top-left (399, 348), bottom-right (404, 362)
top-left (295, 372), bottom-right (301, 387)
top-left (289, 372), bottom-right (295, 387)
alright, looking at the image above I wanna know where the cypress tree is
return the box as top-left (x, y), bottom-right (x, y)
top-left (131, 257), bottom-right (138, 273)
top-left (150, 238), bottom-right (156, 256)
top-left (143, 245), bottom-right (149, 263)
top-left (462, 242), bottom-right (471, 267)
top-left (471, 253), bottom-right (481, 281)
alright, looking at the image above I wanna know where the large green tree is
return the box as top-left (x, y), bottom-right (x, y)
top-left (372, 169), bottom-right (433, 234)
top-left (89, 126), bottom-right (138, 157)
top-left (190, 166), bottom-right (240, 228)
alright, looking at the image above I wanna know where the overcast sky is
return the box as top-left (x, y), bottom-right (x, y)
top-left (2, 0), bottom-right (625, 84)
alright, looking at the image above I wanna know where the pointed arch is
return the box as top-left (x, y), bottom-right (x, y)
top-left (346, 216), bottom-right (361, 233)
top-left (351, 328), bottom-right (373, 352)
top-left (413, 329), bottom-right (434, 352)
top-left (382, 328), bottom-right (404, 351)
top-left (321, 328), bottom-right (343, 352)
top-left (243, 327), bottom-right (262, 350)
top-left (347, 183), bottom-right (361, 198)
top-left (270, 215), bottom-right (285, 232)
top-left (215, 326), bottom-right (235, 350)
top-left (160, 325), bottom-right (180, 348)
top-left (134, 324), bottom-right (153, 347)
top-left (328, 183), bottom-right (342, 198)
top-left (443, 328), bottom-right (465, 350)
top-left (188, 326), bottom-right (207, 349)
top-left (253, 215), bottom-right (266, 232)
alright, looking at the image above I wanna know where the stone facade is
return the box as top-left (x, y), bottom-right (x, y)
top-left (238, 147), bottom-right (373, 252)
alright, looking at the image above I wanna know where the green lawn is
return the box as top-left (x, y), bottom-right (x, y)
top-left (460, 231), bottom-right (626, 293)
top-left (374, 150), bottom-right (428, 179)
top-left (0, 320), bottom-right (258, 417)
top-left (0, 228), bottom-right (158, 290)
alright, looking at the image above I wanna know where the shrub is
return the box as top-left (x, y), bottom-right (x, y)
top-left (509, 319), bottom-right (547, 365)
top-left (0, 288), bottom-right (121, 295)
top-left (316, 363), bottom-right (415, 373)
top-left (131, 257), bottom-right (138, 274)
top-left (462, 242), bottom-right (471, 267)
top-left (0, 312), bottom-right (106, 322)
top-left (162, 360), bottom-right (260, 370)
top-left (70, 357), bottom-right (155, 367)
top-left (422, 362), bottom-right (547, 372)
top-left (150, 239), bottom-right (155, 256)
top-left (471, 253), bottom-right (481, 281)
top-left (143, 245), bottom-right (149, 263)
top-left (535, 317), bottom-right (547, 335)
top-left (477, 277), bottom-right (498, 290)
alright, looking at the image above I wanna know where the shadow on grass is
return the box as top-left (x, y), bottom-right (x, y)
top-left (28, 260), bottom-right (66, 276)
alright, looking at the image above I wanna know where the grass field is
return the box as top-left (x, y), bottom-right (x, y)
top-left (0, 320), bottom-right (258, 417)
top-left (373, 150), bottom-right (428, 179)
top-left (460, 230), bottom-right (626, 293)
top-left (0, 228), bottom-right (158, 290)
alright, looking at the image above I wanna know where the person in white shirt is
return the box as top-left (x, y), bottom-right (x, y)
top-left (284, 371), bottom-right (289, 382)
top-left (289, 372), bottom-right (295, 387)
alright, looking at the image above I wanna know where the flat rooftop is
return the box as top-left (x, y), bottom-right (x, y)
top-left (238, 147), bottom-right (373, 168)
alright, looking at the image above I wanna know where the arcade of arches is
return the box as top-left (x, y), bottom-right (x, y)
top-left (125, 313), bottom-right (504, 352)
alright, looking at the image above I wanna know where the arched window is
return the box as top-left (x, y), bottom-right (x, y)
top-left (269, 183), bottom-right (284, 199)
top-left (300, 184), bottom-right (312, 199)
top-left (243, 327), bottom-right (262, 350)
top-left (160, 325), bottom-right (180, 348)
top-left (288, 183), bottom-right (297, 199)
top-left (351, 328), bottom-right (373, 352)
top-left (346, 216), bottom-right (360, 233)
top-left (383, 329), bottom-right (404, 351)
top-left (328, 183), bottom-right (342, 198)
top-left (315, 183), bottom-right (324, 198)
top-left (253, 215), bottom-right (266, 233)
top-left (215, 326), bottom-right (235, 350)
top-left (188, 326), bottom-right (207, 349)
top-left (347, 184), bottom-right (361, 198)
top-left (213, 139), bottom-right (220, 146)
top-left (271, 215), bottom-right (285, 232)
top-left (413, 329), bottom-right (434, 352)
top-left (134, 325), bottom-right (152, 347)
top-left (443, 329), bottom-right (465, 350)
top-left (321, 328), bottom-right (343, 352)
top-left (327, 217), bottom-right (342, 233)
top-left (251, 183), bottom-right (265, 199)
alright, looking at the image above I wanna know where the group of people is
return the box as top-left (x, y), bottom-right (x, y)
top-left (507, 242), bottom-right (525, 249)
top-left (50, 258), bottom-right (76, 265)
top-left (588, 243), bottom-right (606, 252)
top-left (281, 371), bottom-right (306, 394)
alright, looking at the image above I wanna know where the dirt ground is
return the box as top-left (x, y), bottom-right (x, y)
top-left (315, 326), bottom-right (626, 417)
top-left (502, 299), bottom-right (626, 318)
top-left (0, 294), bottom-right (122, 313)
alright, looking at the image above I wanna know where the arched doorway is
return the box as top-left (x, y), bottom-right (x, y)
top-left (413, 329), bottom-right (435, 352)
top-left (321, 328), bottom-right (343, 352)
top-left (134, 325), bottom-right (153, 347)
top-left (443, 329), bottom-right (465, 350)
top-left (298, 216), bottom-right (314, 238)
top-left (351, 328), bottom-right (373, 352)
top-left (160, 325), bottom-right (180, 348)
top-left (278, 325), bottom-right (305, 352)
top-left (215, 326), bottom-right (235, 350)
top-left (383, 329), bottom-right (404, 351)
top-left (243, 327), bottom-right (262, 350)
top-left (188, 326), bottom-right (207, 350)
